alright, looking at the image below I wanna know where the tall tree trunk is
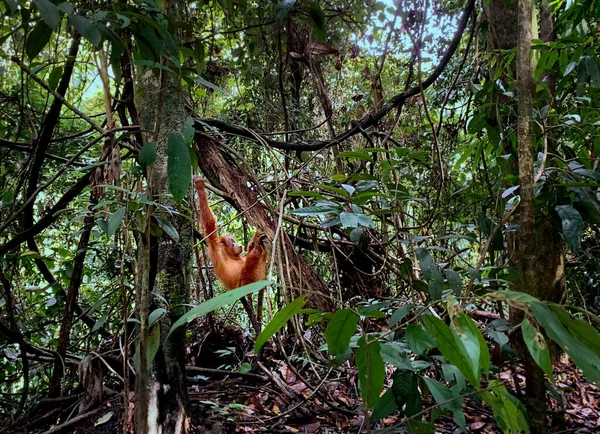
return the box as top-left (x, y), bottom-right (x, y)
top-left (516, 0), bottom-right (547, 431)
top-left (134, 1), bottom-right (192, 431)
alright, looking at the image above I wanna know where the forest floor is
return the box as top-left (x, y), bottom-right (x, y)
top-left (6, 317), bottom-right (600, 434)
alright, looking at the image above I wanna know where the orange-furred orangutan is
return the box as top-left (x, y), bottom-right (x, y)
top-left (193, 176), bottom-right (268, 328)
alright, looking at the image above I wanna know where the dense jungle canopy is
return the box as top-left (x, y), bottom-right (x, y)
top-left (1, 0), bottom-right (600, 433)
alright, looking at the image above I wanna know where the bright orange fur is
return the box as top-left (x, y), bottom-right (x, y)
top-left (194, 176), bottom-right (267, 314)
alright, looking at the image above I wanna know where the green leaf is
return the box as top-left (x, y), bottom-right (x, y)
top-left (27, 21), bottom-right (53, 59)
top-left (156, 215), bottom-right (179, 242)
top-left (443, 269), bottom-right (462, 296)
top-left (183, 117), bottom-right (195, 144)
top-left (371, 388), bottom-right (398, 421)
top-left (455, 314), bottom-right (490, 378)
top-left (550, 305), bottom-right (600, 358)
top-left (168, 280), bottom-right (271, 339)
top-left (555, 205), bottom-right (584, 251)
top-left (339, 212), bottom-right (375, 228)
top-left (33, 0), bottom-right (60, 30)
top-left (148, 308), bottom-right (165, 327)
top-left (138, 142), bottom-right (157, 167)
top-left (290, 205), bottom-right (339, 217)
top-left (325, 309), bottom-right (359, 356)
top-left (4, 0), bottom-right (18, 16)
top-left (407, 420), bottom-right (434, 434)
top-left (69, 15), bottom-right (101, 47)
top-left (147, 323), bottom-right (160, 364)
top-left (167, 131), bottom-right (192, 204)
top-left (416, 248), bottom-right (443, 300)
top-left (380, 343), bottom-right (413, 370)
top-left (390, 303), bottom-right (413, 327)
top-left (307, 2), bottom-right (326, 41)
top-left (107, 207), bottom-right (125, 236)
top-left (423, 315), bottom-right (479, 387)
top-left (532, 302), bottom-right (600, 384)
top-left (356, 335), bottom-right (385, 408)
top-left (254, 294), bottom-right (307, 353)
top-left (406, 324), bottom-right (436, 355)
top-left (58, 2), bottom-right (74, 14)
top-left (482, 382), bottom-right (530, 434)
top-left (48, 66), bottom-right (63, 91)
top-left (423, 378), bottom-right (465, 429)
top-left (521, 318), bottom-right (554, 382)
top-left (276, 0), bottom-right (296, 21)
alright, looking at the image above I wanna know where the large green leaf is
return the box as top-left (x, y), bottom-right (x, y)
top-left (390, 303), bottom-right (413, 327)
top-left (423, 315), bottom-right (479, 387)
top-left (26, 20), bottom-right (53, 59)
top-left (167, 132), bottom-right (192, 204)
top-left (106, 207), bottom-right (125, 236)
top-left (147, 323), bottom-right (160, 364)
top-left (416, 248), bottom-right (443, 300)
top-left (444, 269), bottom-right (462, 296)
top-left (424, 378), bottom-right (465, 430)
top-left (521, 318), bottom-right (554, 382)
top-left (455, 314), bottom-right (490, 378)
top-left (379, 343), bottom-right (413, 370)
top-left (33, 0), bottom-right (60, 29)
top-left (325, 309), bottom-right (359, 356)
top-left (138, 142), bottom-right (157, 167)
top-left (69, 15), bottom-right (101, 46)
top-left (356, 335), bottom-right (385, 408)
top-left (254, 295), bottom-right (307, 353)
top-left (168, 280), bottom-right (271, 339)
top-left (555, 205), bottom-right (584, 251)
top-left (482, 382), bottom-right (530, 434)
top-left (532, 302), bottom-right (600, 384)
top-left (406, 324), bottom-right (436, 355)
top-left (550, 305), bottom-right (600, 358)
top-left (339, 212), bottom-right (375, 228)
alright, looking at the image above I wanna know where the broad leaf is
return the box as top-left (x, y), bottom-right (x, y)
top-left (33, 0), bottom-right (60, 30)
top-left (167, 131), bottom-right (192, 204)
top-left (325, 309), bottom-right (359, 356)
top-left (147, 323), bottom-right (160, 364)
top-left (156, 215), bottom-right (179, 242)
top-left (356, 335), bottom-right (385, 408)
top-left (423, 315), bottom-right (479, 387)
top-left (27, 21), bottom-right (53, 59)
top-left (521, 318), bottom-right (554, 382)
top-left (69, 15), bottom-right (101, 46)
top-left (254, 295), bottom-right (307, 353)
top-left (380, 343), bottom-right (413, 370)
top-left (455, 314), bottom-right (490, 378)
top-left (339, 212), bottom-right (375, 228)
top-left (390, 303), bottom-right (413, 327)
top-left (168, 280), bottom-right (271, 338)
top-left (138, 142), bottom-right (157, 167)
top-left (406, 324), bottom-right (436, 355)
top-left (555, 205), bottom-right (584, 251)
top-left (148, 308), bottom-right (166, 327)
top-left (107, 207), bottom-right (125, 236)
top-left (424, 378), bottom-right (465, 430)
top-left (416, 248), bottom-right (443, 300)
top-left (443, 269), bottom-right (462, 296)
top-left (532, 302), bottom-right (600, 384)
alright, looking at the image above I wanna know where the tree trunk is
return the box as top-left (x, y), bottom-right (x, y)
top-left (134, 1), bottom-right (192, 431)
top-left (516, 0), bottom-right (547, 431)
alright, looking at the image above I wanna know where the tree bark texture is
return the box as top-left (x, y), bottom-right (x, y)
top-left (134, 1), bottom-right (192, 431)
top-left (194, 134), bottom-right (334, 312)
top-left (517, 0), bottom-right (547, 431)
